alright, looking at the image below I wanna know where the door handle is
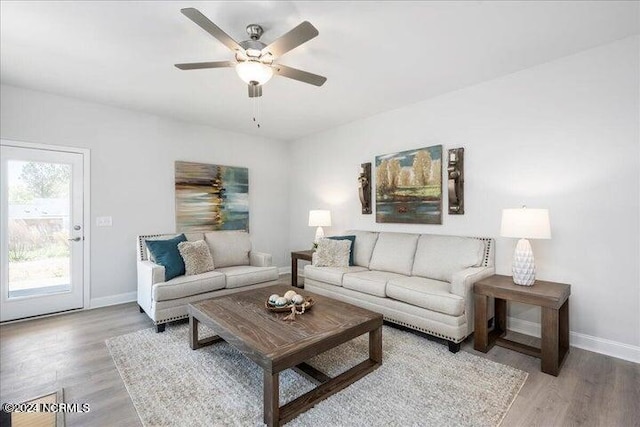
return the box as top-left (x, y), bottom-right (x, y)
top-left (68, 237), bottom-right (83, 242)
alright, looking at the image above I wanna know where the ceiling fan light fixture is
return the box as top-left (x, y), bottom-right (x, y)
top-left (235, 60), bottom-right (273, 85)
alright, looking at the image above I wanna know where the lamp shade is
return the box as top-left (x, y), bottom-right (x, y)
top-left (235, 61), bottom-right (273, 85)
top-left (308, 210), bottom-right (331, 227)
top-left (501, 208), bottom-right (551, 239)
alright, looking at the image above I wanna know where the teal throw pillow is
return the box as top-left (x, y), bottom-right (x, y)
top-left (146, 234), bottom-right (188, 281)
top-left (327, 235), bottom-right (356, 266)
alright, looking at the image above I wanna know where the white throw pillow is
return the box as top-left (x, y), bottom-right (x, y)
top-left (178, 240), bottom-right (215, 275)
top-left (315, 238), bottom-right (351, 267)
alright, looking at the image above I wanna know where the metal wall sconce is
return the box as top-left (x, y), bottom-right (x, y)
top-left (447, 148), bottom-right (464, 214)
top-left (358, 162), bottom-right (372, 214)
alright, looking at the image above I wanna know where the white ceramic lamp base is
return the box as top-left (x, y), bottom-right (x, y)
top-left (314, 226), bottom-right (325, 244)
top-left (512, 238), bottom-right (536, 286)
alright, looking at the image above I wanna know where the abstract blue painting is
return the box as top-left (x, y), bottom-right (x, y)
top-left (175, 161), bottom-right (249, 232)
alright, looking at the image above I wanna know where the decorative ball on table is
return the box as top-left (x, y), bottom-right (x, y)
top-left (268, 294), bottom-right (280, 304)
top-left (284, 290), bottom-right (297, 301)
top-left (292, 294), bottom-right (304, 305)
top-left (274, 297), bottom-right (288, 307)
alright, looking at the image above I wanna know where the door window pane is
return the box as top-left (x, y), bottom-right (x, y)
top-left (7, 160), bottom-right (71, 298)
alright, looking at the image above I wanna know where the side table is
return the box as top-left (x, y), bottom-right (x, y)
top-left (473, 274), bottom-right (571, 376)
top-left (290, 250), bottom-right (314, 288)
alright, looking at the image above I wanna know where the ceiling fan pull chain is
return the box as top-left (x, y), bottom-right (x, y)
top-left (252, 97), bottom-right (261, 129)
top-left (257, 97), bottom-right (261, 128)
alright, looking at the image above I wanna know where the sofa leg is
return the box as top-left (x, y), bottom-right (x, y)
top-left (156, 323), bottom-right (166, 333)
top-left (139, 305), bottom-right (144, 314)
top-left (448, 341), bottom-right (461, 353)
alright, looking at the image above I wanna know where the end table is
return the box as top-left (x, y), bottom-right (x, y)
top-left (290, 250), bottom-right (314, 288)
top-left (473, 274), bottom-right (571, 376)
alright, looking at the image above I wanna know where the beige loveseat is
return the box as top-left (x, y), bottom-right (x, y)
top-left (304, 231), bottom-right (495, 352)
top-left (137, 231), bottom-right (279, 332)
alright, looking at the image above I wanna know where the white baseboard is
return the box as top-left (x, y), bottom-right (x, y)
top-left (278, 267), bottom-right (291, 275)
top-left (90, 291), bottom-right (137, 309)
top-left (507, 316), bottom-right (542, 337)
top-left (507, 316), bottom-right (640, 364)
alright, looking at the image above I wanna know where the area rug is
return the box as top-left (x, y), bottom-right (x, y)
top-left (106, 324), bottom-right (527, 427)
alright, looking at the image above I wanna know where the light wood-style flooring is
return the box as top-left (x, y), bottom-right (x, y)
top-left (1, 289), bottom-right (639, 426)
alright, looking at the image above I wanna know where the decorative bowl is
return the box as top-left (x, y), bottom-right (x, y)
top-left (265, 297), bottom-right (315, 313)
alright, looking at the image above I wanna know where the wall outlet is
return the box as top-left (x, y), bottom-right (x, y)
top-left (96, 216), bottom-right (112, 227)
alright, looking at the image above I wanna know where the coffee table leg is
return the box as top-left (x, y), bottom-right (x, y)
top-left (369, 326), bottom-right (382, 364)
top-left (189, 315), bottom-right (199, 350)
top-left (189, 314), bottom-right (222, 350)
top-left (264, 370), bottom-right (280, 427)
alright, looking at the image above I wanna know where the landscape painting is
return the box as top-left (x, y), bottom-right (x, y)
top-left (175, 161), bottom-right (249, 232)
top-left (375, 145), bottom-right (442, 224)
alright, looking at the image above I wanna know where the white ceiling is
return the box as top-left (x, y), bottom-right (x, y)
top-left (1, 1), bottom-right (638, 141)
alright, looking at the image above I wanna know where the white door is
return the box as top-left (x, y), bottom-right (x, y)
top-left (1, 144), bottom-right (85, 321)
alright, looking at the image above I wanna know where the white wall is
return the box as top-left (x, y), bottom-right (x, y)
top-left (1, 85), bottom-right (291, 302)
top-left (288, 37), bottom-right (640, 351)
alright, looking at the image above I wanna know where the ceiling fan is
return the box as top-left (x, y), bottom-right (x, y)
top-left (175, 8), bottom-right (327, 98)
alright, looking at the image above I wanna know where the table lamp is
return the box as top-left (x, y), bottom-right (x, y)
top-left (500, 207), bottom-right (551, 286)
top-left (308, 210), bottom-right (331, 243)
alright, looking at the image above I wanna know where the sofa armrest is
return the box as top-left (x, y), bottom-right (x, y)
top-left (450, 267), bottom-right (494, 298)
top-left (451, 266), bottom-right (495, 336)
top-left (137, 260), bottom-right (165, 312)
top-left (250, 251), bottom-right (273, 267)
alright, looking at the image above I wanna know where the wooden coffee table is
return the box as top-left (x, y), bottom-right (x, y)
top-left (188, 284), bottom-right (383, 427)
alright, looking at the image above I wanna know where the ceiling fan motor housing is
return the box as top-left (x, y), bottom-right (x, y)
top-left (239, 39), bottom-right (267, 57)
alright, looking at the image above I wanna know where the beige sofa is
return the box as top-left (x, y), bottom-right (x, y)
top-left (304, 231), bottom-right (495, 352)
top-left (137, 231), bottom-right (279, 332)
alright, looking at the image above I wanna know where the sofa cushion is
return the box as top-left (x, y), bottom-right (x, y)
top-left (342, 270), bottom-right (407, 298)
top-left (178, 240), bottom-right (215, 275)
top-left (204, 231), bottom-right (251, 268)
top-left (412, 235), bottom-right (485, 282)
top-left (304, 265), bottom-right (368, 287)
top-left (145, 234), bottom-right (187, 281)
top-left (153, 270), bottom-right (226, 301)
top-left (215, 265), bottom-right (279, 289)
top-left (386, 276), bottom-right (465, 316)
top-left (327, 235), bottom-right (356, 266)
top-left (368, 232), bottom-right (419, 275)
top-left (316, 238), bottom-right (351, 267)
top-left (345, 231), bottom-right (379, 268)
top-left (184, 232), bottom-right (206, 242)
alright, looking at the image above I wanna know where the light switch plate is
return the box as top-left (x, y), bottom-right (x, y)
top-left (96, 216), bottom-right (112, 227)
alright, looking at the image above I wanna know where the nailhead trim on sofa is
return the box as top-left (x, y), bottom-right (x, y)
top-left (384, 316), bottom-right (463, 343)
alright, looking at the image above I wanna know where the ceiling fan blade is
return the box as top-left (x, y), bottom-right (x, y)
top-left (175, 61), bottom-right (234, 70)
top-left (181, 8), bottom-right (242, 52)
top-left (261, 21), bottom-right (318, 58)
top-left (248, 84), bottom-right (262, 98)
top-left (273, 64), bottom-right (327, 87)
